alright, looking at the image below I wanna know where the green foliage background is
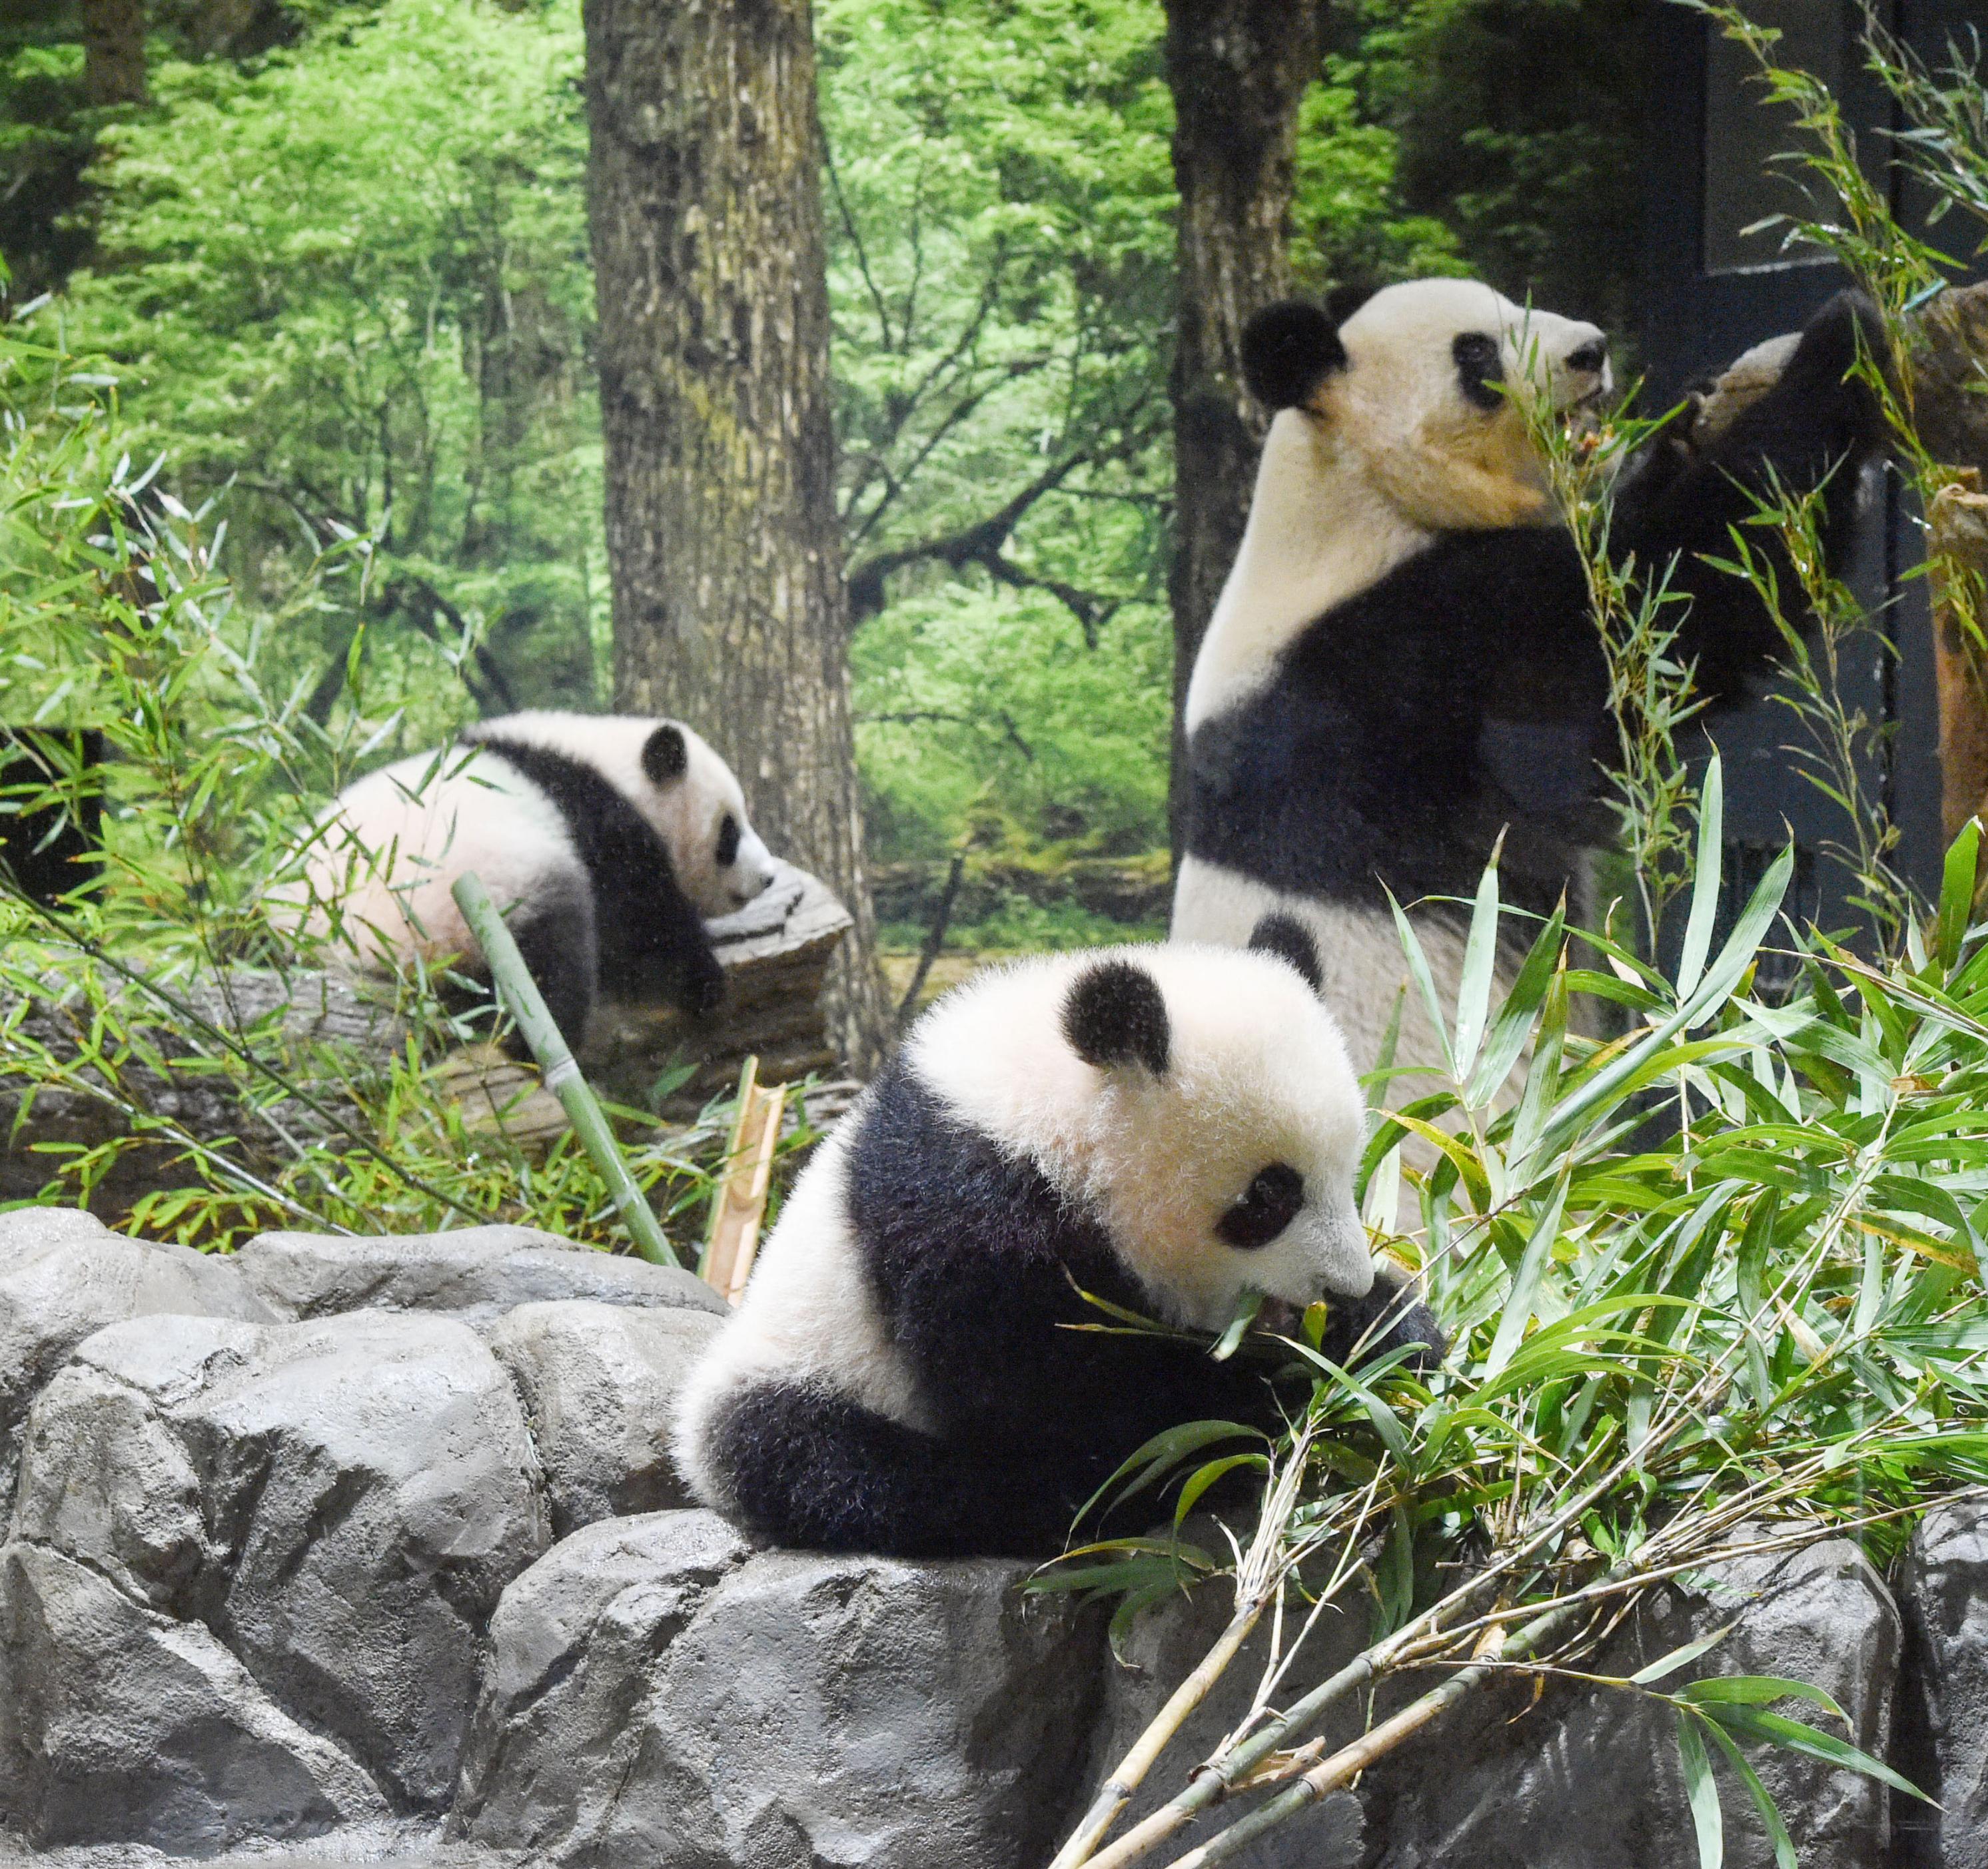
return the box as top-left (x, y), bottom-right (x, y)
top-left (1, 0), bottom-right (1642, 901)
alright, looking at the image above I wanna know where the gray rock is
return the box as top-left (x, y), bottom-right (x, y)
top-left (237, 1226), bottom-right (726, 1329)
top-left (1358, 1535), bottom-right (1900, 1869)
top-left (1895, 1495), bottom-right (1988, 1867)
top-left (487, 1301), bottom-right (722, 1537)
top-left (1, 1310), bottom-right (550, 1842)
top-left (453, 1509), bottom-right (1104, 1868)
top-left (0, 1539), bottom-right (388, 1853)
top-left (0, 1206), bottom-right (272, 1489)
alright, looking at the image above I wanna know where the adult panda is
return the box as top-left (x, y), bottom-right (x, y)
top-left (674, 917), bottom-right (1442, 1559)
top-left (291, 710), bottom-right (776, 1048)
top-left (1173, 278), bottom-right (1887, 1074)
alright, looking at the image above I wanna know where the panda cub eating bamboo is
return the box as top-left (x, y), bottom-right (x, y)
top-left (676, 917), bottom-right (1442, 1559)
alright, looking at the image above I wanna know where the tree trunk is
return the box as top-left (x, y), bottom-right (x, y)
top-left (81, 0), bottom-right (149, 106)
top-left (1163, 0), bottom-right (1323, 859)
top-left (583, 0), bottom-right (891, 1072)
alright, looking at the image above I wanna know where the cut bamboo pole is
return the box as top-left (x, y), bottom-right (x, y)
top-left (700, 1054), bottom-right (786, 1302)
top-left (451, 872), bottom-right (682, 1269)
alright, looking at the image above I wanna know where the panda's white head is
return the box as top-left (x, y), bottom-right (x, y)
top-left (1185, 278), bottom-right (1613, 729)
top-left (468, 711), bottom-right (777, 916)
top-left (910, 918), bottom-right (1372, 1332)
top-left (1245, 278), bottom-right (1612, 534)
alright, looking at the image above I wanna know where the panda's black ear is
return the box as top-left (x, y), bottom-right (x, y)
top-left (1248, 913), bottom-right (1323, 993)
top-left (1324, 280), bottom-right (1379, 326)
top-left (1063, 959), bottom-right (1170, 1076)
top-left (642, 723), bottom-right (688, 787)
top-left (1241, 300), bottom-right (1347, 410)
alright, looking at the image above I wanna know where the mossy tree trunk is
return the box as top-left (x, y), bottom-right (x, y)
top-left (81, 0), bottom-right (148, 105)
top-left (583, 0), bottom-right (890, 1071)
top-left (1162, 0), bottom-right (1323, 858)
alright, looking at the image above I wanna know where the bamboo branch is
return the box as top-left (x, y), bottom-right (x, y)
top-left (1159, 1597), bottom-right (1586, 1869)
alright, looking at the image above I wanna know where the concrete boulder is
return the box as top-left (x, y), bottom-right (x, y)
top-left (236, 1224), bottom-right (727, 1330)
top-left (452, 1509), bottom-right (1103, 1869)
top-left (488, 1299), bottom-right (722, 1537)
top-left (0, 1206), bottom-right (272, 1490)
top-left (0, 1308), bottom-right (550, 1847)
top-left (1356, 1535), bottom-right (1901, 1869)
top-left (1895, 1496), bottom-right (1988, 1868)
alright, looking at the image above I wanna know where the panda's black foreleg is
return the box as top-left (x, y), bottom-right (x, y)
top-left (1612, 290), bottom-right (1889, 707)
top-left (702, 1378), bottom-right (1090, 1559)
top-left (597, 870), bottom-right (727, 1022)
top-left (458, 889), bottom-right (598, 1060)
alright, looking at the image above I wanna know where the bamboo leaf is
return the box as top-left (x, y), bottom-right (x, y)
top-left (1630, 1624), bottom-right (1737, 1685)
top-left (1702, 1706), bottom-right (1935, 1802)
top-left (1676, 1713), bottom-right (1726, 1869)
top-left (1678, 751), bottom-right (1726, 999)
top-left (1452, 848), bottom-right (1504, 1081)
top-left (1935, 819), bottom-right (1980, 974)
top-left (1700, 1714), bottom-right (1799, 1869)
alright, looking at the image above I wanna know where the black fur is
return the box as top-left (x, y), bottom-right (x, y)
top-left (1452, 330), bottom-right (1504, 410)
top-left (1246, 913), bottom-right (1324, 992)
top-left (707, 1060), bottom-right (1318, 1557)
top-left (1063, 958), bottom-right (1171, 1075)
top-left (462, 733), bottom-right (725, 1044)
top-left (1186, 290), bottom-right (1887, 923)
top-left (1242, 300), bottom-right (1346, 410)
top-left (1324, 281), bottom-right (1378, 327)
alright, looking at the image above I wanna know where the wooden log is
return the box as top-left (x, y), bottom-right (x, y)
top-left (1692, 281), bottom-right (1988, 472)
top-left (0, 860), bottom-right (852, 1210)
top-left (1930, 472), bottom-right (1988, 847)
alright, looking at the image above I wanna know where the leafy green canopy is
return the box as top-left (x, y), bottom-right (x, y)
top-left (49, 0), bottom-right (600, 752)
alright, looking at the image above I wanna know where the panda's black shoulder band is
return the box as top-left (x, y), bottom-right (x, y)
top-left (1063, 960), bottom-right (1170, 1076)
top-left (1241, 300), bottom-right (1347, 411)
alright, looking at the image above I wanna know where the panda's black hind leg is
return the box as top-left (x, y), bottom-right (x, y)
top-left (703, 1378), bottom-right (1082, 1559)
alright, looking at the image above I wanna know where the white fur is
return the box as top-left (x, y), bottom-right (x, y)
top-left (676, 944), bottom-right (1375, 1503)
top-left (470, 711), bottom-right (776, 913)
top-left (1185, 278), bottom-right (1610, 731)
top-left (672, 1112), bottom-right (935, 1516)
top-left (284, 744), bottom-right (580, 969)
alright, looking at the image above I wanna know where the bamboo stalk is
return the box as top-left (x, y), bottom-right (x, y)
top-left (451, 872), bottom-right (682, 1269)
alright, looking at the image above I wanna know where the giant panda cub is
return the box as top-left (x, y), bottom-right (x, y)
top-left (675, 917), bottom-right (1442, 1559)
top-left (293, 709), bottom-right (775, 1048)
top-left (1174, 278), bottom-right (1887, 1074)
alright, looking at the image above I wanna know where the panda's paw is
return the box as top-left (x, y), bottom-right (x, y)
top-left (1784, 290), bottom-right (1893, 430)
top-left (1321, 1271), bottom-right (1447, 1375)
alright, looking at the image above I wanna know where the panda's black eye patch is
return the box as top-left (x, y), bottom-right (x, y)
top-left (1453, 332), bottom-right (1504, 411)
top-left (1217, 1163), bottom-right (1305, 1251)
top-left (716, 813), bottom-right (740, 868)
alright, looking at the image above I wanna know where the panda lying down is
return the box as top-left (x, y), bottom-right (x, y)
top-left (676, 917), bottom-right (1442, 1559)
top-left (289, 709), bottom-right (775, 1050)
